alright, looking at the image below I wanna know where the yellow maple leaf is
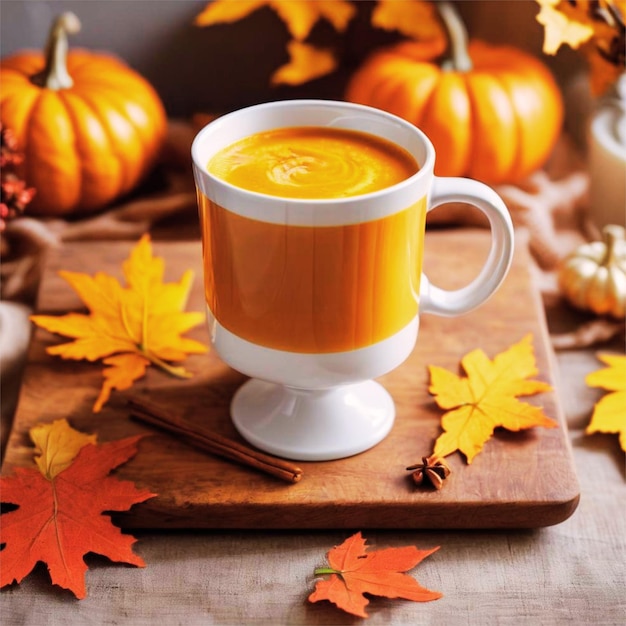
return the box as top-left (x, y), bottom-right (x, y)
top-left (30, 419), bottom-right (96, 479)
top-left (194, 0), bottom-right (269, 28)
top-left (195, 0), bottom-right (356, 41)
top-left (585, 353), bottom-right (626, 452)
top-left (195, 0), bottom-right (355, 85)
top-left (536, 0), bottom-right (595, 54)
top-left (371, 0), bottom-right (446, 45)
top-left (31, 235), bottom-right (207, 413)
top-left (536, 0), bottom-right (625, 94)
top-left (95, 353), bottom-right (152, 414)
top-left (271, 40), bottom-right (337, 85)
top-left (428, 335), bottom-right (557, 463)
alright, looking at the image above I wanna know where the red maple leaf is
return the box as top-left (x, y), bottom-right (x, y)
top-left (309, 532), bottom-right (442, 617)
top-left (1, 435), bottom-right (155, 598)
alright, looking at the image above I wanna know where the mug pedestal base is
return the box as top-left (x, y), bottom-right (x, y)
top-left (231, 379), bottom-right (395, 461)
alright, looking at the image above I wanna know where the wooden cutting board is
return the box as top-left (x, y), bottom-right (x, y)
top-left (2, 229), bottom-right (580, 529)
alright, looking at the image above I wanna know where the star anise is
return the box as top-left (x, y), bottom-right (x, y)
top-left (406, 456), bottom-right (450, 490)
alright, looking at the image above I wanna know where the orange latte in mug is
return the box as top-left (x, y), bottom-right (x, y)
top-left (193, 99), bottom-right (513, 365)
top-left (199, 126), bottom-right (423, 353)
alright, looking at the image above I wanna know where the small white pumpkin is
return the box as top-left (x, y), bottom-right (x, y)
top-left (558, 225), bottom-right (626, 319)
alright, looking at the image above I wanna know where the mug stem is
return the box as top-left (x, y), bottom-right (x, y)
top-left (230, 379), bottom-right (395, 461)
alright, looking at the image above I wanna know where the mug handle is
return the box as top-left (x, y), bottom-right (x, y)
top-left (420, 176), bottom-right (514, 316)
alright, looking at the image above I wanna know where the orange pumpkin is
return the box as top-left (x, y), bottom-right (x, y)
top-left (345, 3), bottom-right (563, 185)
top-left (0, 12), bottom-right (167, 216)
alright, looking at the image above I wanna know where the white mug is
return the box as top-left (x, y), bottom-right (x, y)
top-left (192, 99), bottom-right (514, 461)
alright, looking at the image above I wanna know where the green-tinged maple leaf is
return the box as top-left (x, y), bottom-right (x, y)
top-left (429, 335), bottom-right (557, 463)
top-left (30, 235), bottom-right (206, 412)
top-left (309, 532), bottom-right (441, 618)
top-left (585, 353), bottom-right (626, 451)
top-left (0, 419), bottom-right (156, 599)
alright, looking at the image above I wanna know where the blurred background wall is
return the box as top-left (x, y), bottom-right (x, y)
top-left (1, 0), bottom-right (586, 132)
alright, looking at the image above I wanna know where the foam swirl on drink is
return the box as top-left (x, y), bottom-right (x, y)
top-left (208, 127), bottom-right (418, 199)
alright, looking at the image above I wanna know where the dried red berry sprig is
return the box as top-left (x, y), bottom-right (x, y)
top-left (1, 124), bottom-right (36, 231)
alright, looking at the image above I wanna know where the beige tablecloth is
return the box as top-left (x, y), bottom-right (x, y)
top-left (1, 303), bottom-right (624, 626)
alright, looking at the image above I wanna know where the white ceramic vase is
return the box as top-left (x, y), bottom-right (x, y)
top-left (588, 73), bottom-right (626, 229)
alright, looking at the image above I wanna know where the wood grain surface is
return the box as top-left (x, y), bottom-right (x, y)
top-left (1, 229), bottom-right (580, 529)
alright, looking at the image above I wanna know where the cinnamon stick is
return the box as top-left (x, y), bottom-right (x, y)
top-left (128, 398), bottom-right (302, 484)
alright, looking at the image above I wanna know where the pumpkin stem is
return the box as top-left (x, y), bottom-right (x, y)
top-left (31, 12), bottom-right (81, 90)
top-left (437, 2), bottom-right (473, 72)
top-left (600, 224), bottom-right (625, 266)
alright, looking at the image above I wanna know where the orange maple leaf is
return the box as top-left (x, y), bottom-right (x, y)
top-left (30, 235), bottom-right (206, 412)
top-left (308, 532), bottom-right (441, 618)
top-left (585, 353), bottom-right (626, 451)
top-left (429, 335), bottom-right (557, 463)
top-left (0, 419), bottom-right (155, 599)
